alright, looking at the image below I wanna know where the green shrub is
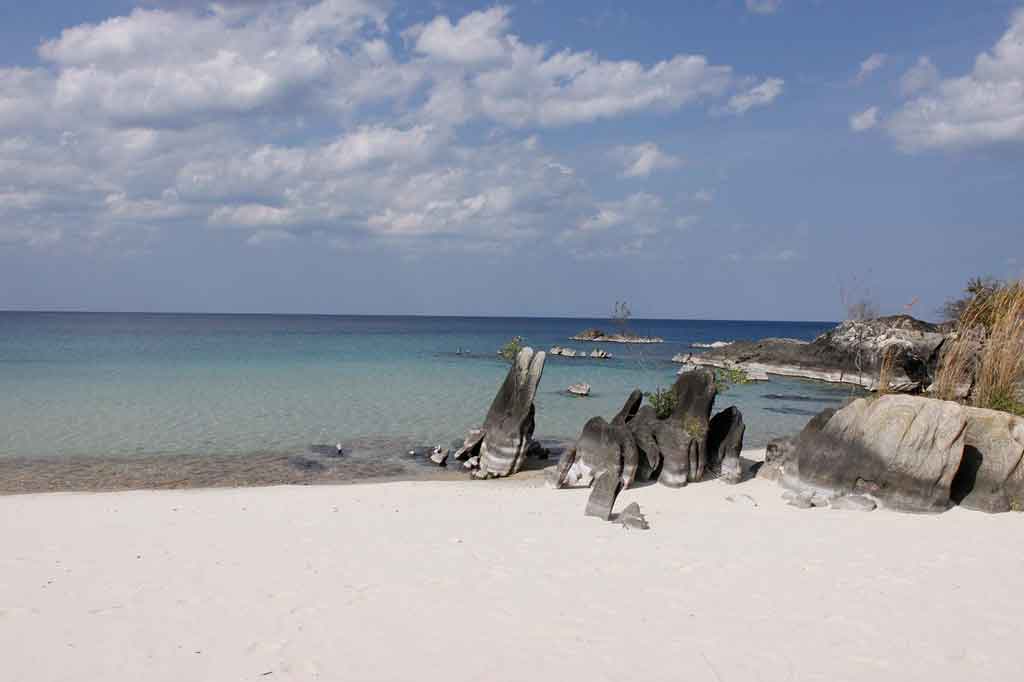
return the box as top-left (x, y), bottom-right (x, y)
top-left (644, 386), bottom-right (676, 419)
top-left (498, 336), bottom-right (525, 363)
top-left (713, 366), bottom-right (750, 392)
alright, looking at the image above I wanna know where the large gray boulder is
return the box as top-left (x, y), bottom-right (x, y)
top-left (771, 395), bottom-right (968, 513)
top-left (957, 407), bottom-right (1024, 513)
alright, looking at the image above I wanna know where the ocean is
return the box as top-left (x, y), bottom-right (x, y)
top-left (0, 312), bottom-right (854, 489)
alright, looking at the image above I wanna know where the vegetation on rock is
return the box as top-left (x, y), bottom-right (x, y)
top-left (498, 336), bottom-right (525, 363)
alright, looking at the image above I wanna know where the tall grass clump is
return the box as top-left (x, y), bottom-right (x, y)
top-left (935, 279), bottom-right (1024, 416)
top-left (876, 346), bottom-right (897, 395)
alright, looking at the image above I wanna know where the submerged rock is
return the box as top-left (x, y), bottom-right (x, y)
top-left (567, 383), bottom-right (591, 397)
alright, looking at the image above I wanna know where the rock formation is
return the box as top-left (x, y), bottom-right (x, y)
top-left (678, 315), bottom-right (947, 392)
top-left (555, 372), bottom-right (745, 515)
top-left (763, 394), bottom-right (1024, 513)
top-left (707, 406), bottom-right (745, 483)
top-left (454, 347), bottom-right (547, 478)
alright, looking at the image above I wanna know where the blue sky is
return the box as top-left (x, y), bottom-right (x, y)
top-left (1, 0), bottom-right (1022, 320)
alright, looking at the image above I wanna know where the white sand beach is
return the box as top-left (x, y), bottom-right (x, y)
top-left (2, 455), bottom-right (1022, 682)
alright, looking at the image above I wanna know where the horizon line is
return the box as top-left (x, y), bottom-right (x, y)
top-left (0, 308), bottom-right (841, 325)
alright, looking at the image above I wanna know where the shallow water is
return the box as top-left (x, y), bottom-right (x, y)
top-left (0, 313), bottom-right (855, 479)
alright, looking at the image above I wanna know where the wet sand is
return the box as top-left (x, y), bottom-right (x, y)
top-left (0, 438), bottom-right (569, 495)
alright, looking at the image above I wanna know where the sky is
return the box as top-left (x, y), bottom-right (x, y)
top-left (0, 0), bottom-right (1022, 320)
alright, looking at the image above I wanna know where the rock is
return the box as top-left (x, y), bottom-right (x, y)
top-left (611, 389), bottom-right (644, 426)
top-left (525, 440), bottom-right (550, 460)
top-left (707, 406), bottom-right (745, 483)
top-left (589, 348), bottom-right (612, 359)
top-left (567, 383), bottom-right (591, 397)
top-left (782, 395), bottom-right (968, 513)
top-left (555, 416), bottom-right (638, 489)
top-left (657, 370), bottom-right (716, 487)
top-left (288, 455), bottom-right (326, 473)
top-left (429, 446), bottom-right (449, 466)
top-left (786, 492), bottom-right (815, 509)
top-left (616, 502), bottom-right (650, 530)
top-left (831, 495), bottom-right (878, 512)
top-left (465, 347), bottom-right (547, 478)
top-left (561, 348), bottom-right (578, 358)
top-left (585, 470), bottom-right (621, 521)
top-left (725, 494), bottom-right (758, 508)
top-left (956, 407), bottom-right (1024, 513)
top-left (627, 405), bottom-right (663, 481)
top-left (452, 429), bottom-right (484, 461)
top-left (463, 455), bottom-right (480, 470)
top-left (549, 346), bottom-right (564, 356)
top-left (683, 315), bottom-right (947, 391)
top-left (692, 341), bottom-right (734, 349)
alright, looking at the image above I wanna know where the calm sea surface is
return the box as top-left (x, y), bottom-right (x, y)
top-left (0, 313), bottom-right (852, 473)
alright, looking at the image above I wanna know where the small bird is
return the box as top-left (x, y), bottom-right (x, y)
top-left (335, 443), bottom-right (343, 455)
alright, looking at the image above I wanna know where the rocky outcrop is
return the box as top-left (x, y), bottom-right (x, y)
top-left (571, 328), bottom-right (664, 344)
top-left (764, 394), bottom-right (1024, 513)
top-left (555, 372), bottom-right (745, 514)
top-left (679, 316), bottom-right (947, 392)
top-left (455, 347), bottom-right (547, 478)
top-left (655, 370), bottom-right (717, 487)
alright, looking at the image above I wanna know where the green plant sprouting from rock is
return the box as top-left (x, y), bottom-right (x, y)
top-left (498, 336), bottom-right (526, 363)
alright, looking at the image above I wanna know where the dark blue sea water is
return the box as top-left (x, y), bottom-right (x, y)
top-left (0, 312), bottom-right (850, 460)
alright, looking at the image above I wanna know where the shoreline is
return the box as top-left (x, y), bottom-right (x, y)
top-left (3, 469), bottom-right (1021, 681)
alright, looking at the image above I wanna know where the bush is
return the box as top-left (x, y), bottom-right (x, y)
top-left (645, 368), bottom-right (749, 419)
top-left (645, 386), bottom-right (676, 419)
top-left (497, 336), bottom-right (525, 363)
top-left (713, 366), bottom-right (749, 392)
top-left (935, 278), bottom-right (1024, 416)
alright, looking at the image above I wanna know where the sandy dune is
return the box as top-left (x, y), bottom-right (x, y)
top-left (2, 463), bottom-right (1022, 682)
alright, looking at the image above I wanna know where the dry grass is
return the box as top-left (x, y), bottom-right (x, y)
top-left (935, 280), bottom-right (1024, 415)
top-left (876, 346), bottom-right (897, 395)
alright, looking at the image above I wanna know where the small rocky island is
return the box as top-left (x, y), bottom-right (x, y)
top-left (571, 328), bottom-right (664, 344)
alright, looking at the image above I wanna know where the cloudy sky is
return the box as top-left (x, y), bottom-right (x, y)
top-left (1, 0), bottom-right (1022, 320)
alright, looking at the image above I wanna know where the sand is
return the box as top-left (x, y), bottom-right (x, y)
top-left (2, 454), bottom-right (1023, 682)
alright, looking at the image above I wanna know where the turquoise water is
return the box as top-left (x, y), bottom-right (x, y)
top-left (0, 313), bottom-right (852, 460)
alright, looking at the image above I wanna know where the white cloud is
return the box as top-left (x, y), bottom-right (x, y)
top-left (899, 56), bottom-right (940, 96)
top-left (408, 6), bottom-right (511, 64)
top-left (888, 10), bottom-right (1024, 151)
top-left (726, 78), bottom-right (784, 114)
top-left (745, 0), bottom-right (781, 15)
top-left (850, 106), bottom-right (880, 132)
top-left (0, 1), bottom-right (779, 253)
top-left (612, 143), bottom-right (682, 178)
top-left (855, 53), bottom-right (887, 83)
